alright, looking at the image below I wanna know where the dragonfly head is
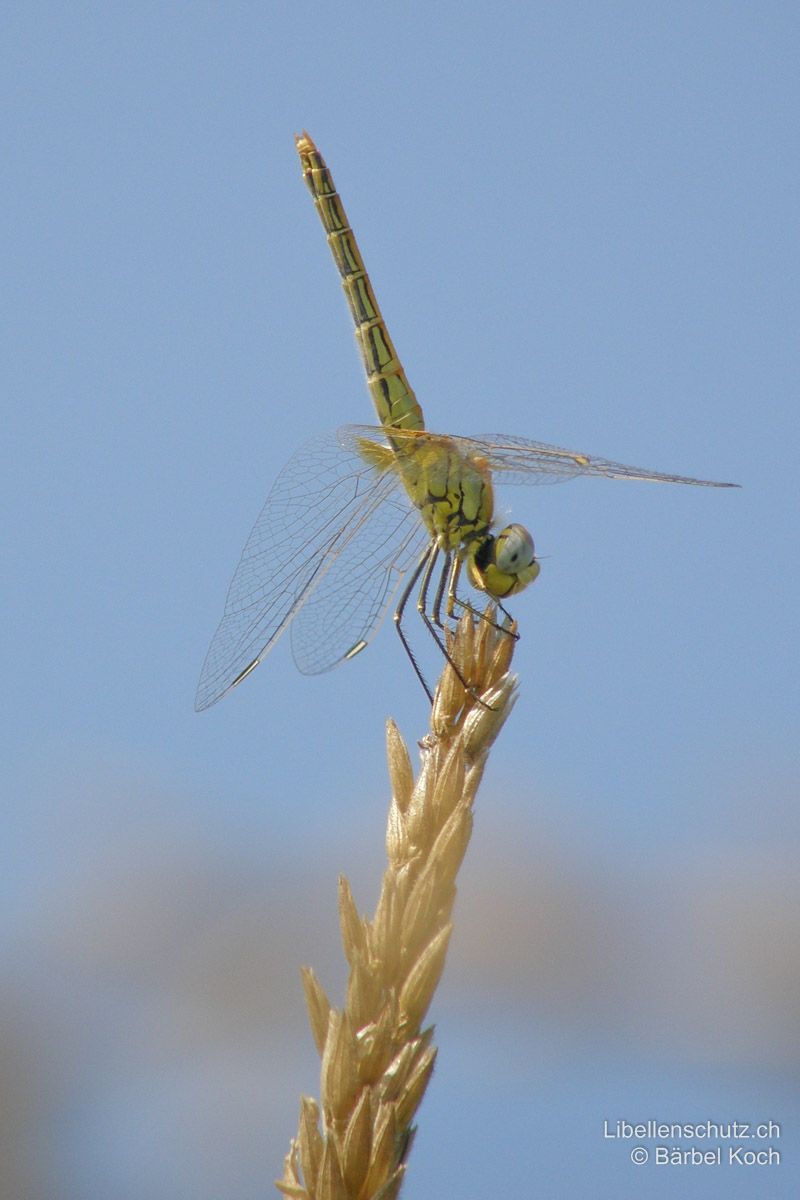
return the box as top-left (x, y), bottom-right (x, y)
top-left (467, 523), bottom-right (540, 599)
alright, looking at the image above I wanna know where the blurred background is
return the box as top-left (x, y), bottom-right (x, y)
top-left (2, 3), bottom-right (798, 1197)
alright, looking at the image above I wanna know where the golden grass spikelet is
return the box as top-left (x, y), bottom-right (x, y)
top-left (400, 858), bottom-right (447, 960)
top-left (346, 953), bottom-right (383, 1030)
top-left (362, 1103), bottom-right (400, 1194)
top-left (275, 1176), bottom-right (307, 1199)
top-left (368, 1166), bottom-right (405, 1200)
top-left (384, 797), bottom-right (408, 866)
top-left (385, 719), bottom-right (414, 813)
top-left (398, 923), bottom-right (452, 1033)
top-left (393, 1045), bottom-right (437, 1130)
top-left (340, 1089), bottom-right (372, 1193)
top-left (338, 876), bottom-right (369, 967)
top-left (355, 1003), bottom-right (397, 1085)
top-left (298, 1097), bottom-right (324, 1193)
top-left (318, 1141), bottom-right (347, 1200)
top-left (277, 608), bottom-right (518, 1198)
top-left (321, 1011), bottom-right (361, 1122)
top-left (276, 1137), bottom-right (307, 1198)
top-left (301, 968), bottom-right (332, 1057)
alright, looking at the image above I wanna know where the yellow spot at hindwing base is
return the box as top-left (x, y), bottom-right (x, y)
top-left (355, 438), bottom-right (395, 473)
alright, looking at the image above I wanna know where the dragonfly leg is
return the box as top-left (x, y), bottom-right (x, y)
top-left (417, 550), bottom-right (497, 704)
top-left (489, 595), bottom-right (520, 628)
top-left (431, 550), bottom-right (453, 628)
top-left (444, 556), bottom-right (464, 620)
top-left (446, 563), bottom-right (520, 640)
top-left (394, 543), bottom-right (437, 702)
top-left (395, 544), bottom-right (499, 705)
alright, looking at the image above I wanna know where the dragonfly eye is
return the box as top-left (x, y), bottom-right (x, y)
top-left (467, 523), bottom-right (540, 599)
top-left (495, 524), bottom-right (536, 574)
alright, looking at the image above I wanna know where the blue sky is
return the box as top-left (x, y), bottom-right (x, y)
top-left (2, 4), bottom-right (798, 1198)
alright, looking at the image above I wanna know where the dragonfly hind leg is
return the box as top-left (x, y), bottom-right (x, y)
top-left (394, 542), bottom-right (438, 702)
top-left (394, 542), bottom-right (491, 704)
top-left (394, 543), bottom-right (506, 707)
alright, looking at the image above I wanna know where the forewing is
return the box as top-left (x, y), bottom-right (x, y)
top-left (344, 425), bottom-right (737, 487)
top-left (462, 433), bottom-right (737, 487)
top-left (195, 431), bottom-right (408, 710)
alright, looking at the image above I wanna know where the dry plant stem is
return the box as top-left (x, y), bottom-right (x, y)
top-left (277, 609), bottom-right (519, 1200)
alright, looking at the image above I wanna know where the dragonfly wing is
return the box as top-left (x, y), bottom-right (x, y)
top-left (463, 433), bottom-right (739, 488)
top-left (289, 487), bottom-right (428, 674)
top-left (195, 431), bottom-right (410, 711)
top-left (343, 425), bottom-right (737, 488)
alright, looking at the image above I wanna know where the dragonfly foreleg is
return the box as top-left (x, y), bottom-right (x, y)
top-left (447, 563), bottom-right (520, 640)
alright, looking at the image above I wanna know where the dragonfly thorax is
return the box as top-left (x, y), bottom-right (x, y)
top-left (467, 522), bottom-right (540, 599)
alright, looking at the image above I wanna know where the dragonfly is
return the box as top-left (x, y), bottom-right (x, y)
top-left (195, 132), bottom-right (737, 711)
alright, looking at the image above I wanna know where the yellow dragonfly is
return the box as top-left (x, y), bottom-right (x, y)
top-left (195, 132), bottom-right (737, 711)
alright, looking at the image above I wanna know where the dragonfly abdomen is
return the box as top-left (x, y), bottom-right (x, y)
top-left (296, 132), bottom-right (425, 435)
